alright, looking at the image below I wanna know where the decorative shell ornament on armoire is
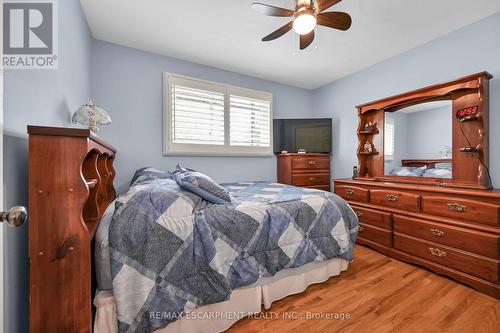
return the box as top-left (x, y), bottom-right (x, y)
top-left (72, 98), bottom-right (112, 132)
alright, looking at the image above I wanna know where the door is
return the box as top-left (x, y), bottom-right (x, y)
top-left (0, 6), bottom-right (27, 332)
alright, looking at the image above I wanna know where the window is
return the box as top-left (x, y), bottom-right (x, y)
top-left (170, 81), bottom-right (225, 146)
top-left (384, 117), bottom-right (395, 161)
top-left (230, 91), bottom-right (271, 148)
top-left (164, 74), bottom-right (273, 156)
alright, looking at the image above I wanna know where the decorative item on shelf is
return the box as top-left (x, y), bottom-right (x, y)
top-left (72, 98), bottom-right (112, 132)
top-left (297, 149), bottom-right (306, 154)
top-left (362, 121), bottom-right (377, 133)
top-left (363, 141), bottom-right (373, 153)
top-left (280, 150), bottom-right (288, 154)
top-left (352, 166), bottom-right (358, 179)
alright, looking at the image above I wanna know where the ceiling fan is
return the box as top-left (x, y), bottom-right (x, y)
top-left (252, 0), bottom-right (352, 50)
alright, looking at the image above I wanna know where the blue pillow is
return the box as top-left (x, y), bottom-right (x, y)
top-left (130, 167), bottom-right (174, 186)
top-left (171, 164), bottom-right (236, 204)
top-left (389, 166), bottom-right (426, 177)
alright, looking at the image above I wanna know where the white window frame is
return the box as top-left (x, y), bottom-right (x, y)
top-left (163, 73), bottom-right (273, 157)
top-left (384, 117), bottom-right (395, 161)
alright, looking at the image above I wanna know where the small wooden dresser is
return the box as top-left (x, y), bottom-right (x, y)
top-left (277, 153), bottom-right (331, 191)
top-left (334, 179), bottom-right (500, 299)
top-left (28, 126), bottom-right (116, 333)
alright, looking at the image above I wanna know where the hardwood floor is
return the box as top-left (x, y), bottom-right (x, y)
top-left (228, 245), bottom-right (500, 333)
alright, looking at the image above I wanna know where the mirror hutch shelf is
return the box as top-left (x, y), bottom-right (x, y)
top-left (356, 71), bottom-right (491, 189)
top-left (334, 72), bottom-right (500, 299)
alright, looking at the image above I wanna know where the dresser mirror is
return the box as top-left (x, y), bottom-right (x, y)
top-left (355, 72), bottom-right (492, 189)
top-left (384, 100), bottom-right (453, 179)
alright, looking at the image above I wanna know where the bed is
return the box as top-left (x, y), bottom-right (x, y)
top-left (93, 167), bottom-right (359, 333)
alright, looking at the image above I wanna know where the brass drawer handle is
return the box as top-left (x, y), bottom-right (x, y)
top-left (355, 211), bottom-right (363, 217)
top-left (309, 177), bottom-right (316, 182)
top-left (429, 247), bottom-right (446, 258)
top-left (358, 226), bottom-right (365, 232)
top-left (386, 194), bottom-right (399, 202)
top-left (430, 228), bottom-right (445, 237)
top-left (308, 160), bottom-right (317, 165)
top-left (345, 189), bottom-right (354, 195)
top-left (446, 203), bottom-right (466, 212)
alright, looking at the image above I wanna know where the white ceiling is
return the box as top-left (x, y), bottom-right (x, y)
top-left (80, 0), bottom-right (500, 89)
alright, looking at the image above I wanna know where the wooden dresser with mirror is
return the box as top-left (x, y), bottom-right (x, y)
top-left (334, 72), bottom-right (500, 299)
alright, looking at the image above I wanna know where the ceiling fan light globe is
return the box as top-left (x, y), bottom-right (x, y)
top-left (293, 13), bottom-right (316, 35)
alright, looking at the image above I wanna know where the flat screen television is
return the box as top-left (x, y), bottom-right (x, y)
top-left (273, 118), bottom-right (332, 153)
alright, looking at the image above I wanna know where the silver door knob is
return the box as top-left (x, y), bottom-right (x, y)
top-left (1, 206), bottom-right (27, 227)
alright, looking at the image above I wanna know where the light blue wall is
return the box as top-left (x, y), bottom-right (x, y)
top-left (406, 106), bottom-right (453, 160)
top-left (3, 1), bottom-right (92, 332)
top-left (313, 12), bottom-right (500, 187)
top-left (91, 40), bottom-right (315, 194)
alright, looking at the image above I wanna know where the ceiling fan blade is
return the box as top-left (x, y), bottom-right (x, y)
top-left (262, 22), bottom-right (293, 42)
top-left (300, 30), bottom-right (315, 50)
top-left (317, 12), bottom-right (352, 31)
top-left (252, 2), bottom-right (294, 17)
top-left (316, 0), bottom-right (342, 13)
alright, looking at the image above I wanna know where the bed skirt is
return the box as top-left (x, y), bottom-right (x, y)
top-left (94, 258), bottom-right (350, 333)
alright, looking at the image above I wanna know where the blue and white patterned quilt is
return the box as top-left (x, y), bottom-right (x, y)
top-left (109, 168), bottom-right (359, 333)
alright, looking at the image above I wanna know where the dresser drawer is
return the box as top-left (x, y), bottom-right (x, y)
top-left (335, 185), bottom-right (369, 203)
top-left (394, 215), bottom-right (500, 259)
top-left (422, 196), bottom-right (500, 226)
top-left (370, 190), bottom-right (420, 212)
top-left (291, 173), bottom-right (330, 186)
top-left (292, 156), bottom-right (330, 171)
top-left (351, 205), bottom-right (392, 230)
top-left (305, 185), bottom-right (331, 192)
top-left (358, 223), bottom-right (392, 247)
top-left (394, 233), bottom-right (500, 283)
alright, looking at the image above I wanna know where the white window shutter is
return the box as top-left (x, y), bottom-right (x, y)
top-left (230, 95), bottom-right (271, 147)
top-left (384, 117), bottom-right (395, 160)
top-left (171, 84), bottom-right (225, 145)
